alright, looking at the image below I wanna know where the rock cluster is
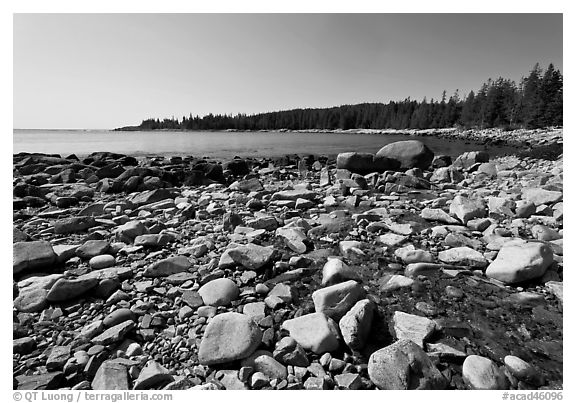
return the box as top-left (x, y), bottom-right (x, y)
top-left (13, 137), bottom-right (563, 390)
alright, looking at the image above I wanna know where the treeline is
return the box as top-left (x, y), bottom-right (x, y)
top-left (122, 63), bottom-right (562, 132)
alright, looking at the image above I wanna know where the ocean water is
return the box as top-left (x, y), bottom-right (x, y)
top-left (13, 129), bottom-right (519, 160)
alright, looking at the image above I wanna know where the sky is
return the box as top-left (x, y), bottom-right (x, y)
top-left (13, 13), bottom-right (563, 129)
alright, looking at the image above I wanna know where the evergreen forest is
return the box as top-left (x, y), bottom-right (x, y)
top-left (119, 63), bottom-right (562, 132)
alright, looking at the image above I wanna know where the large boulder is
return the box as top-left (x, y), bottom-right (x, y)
top-left (13, 241), bottom-right (56, 275)
top-left (368, 339), bottom-right (448, 389)
top-left (281, 313), bottom-right (340, 354)
top-left (375, 140), bottom-right (434, 170)
top-left (485, 241), bottom-right (553, 284)
top-left (336, 152), bottom-right (393, 174)
top-left (198, 312), bottom-right (262, 365)
top-left (223, 159), bottom-right (250, 176)
top-left (462, 355), bottom-right (509, 390)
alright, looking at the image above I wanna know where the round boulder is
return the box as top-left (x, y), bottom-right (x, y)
top-left (375, 140), bottom-right (434, 171)
top-left (198, 278), bottom-right (240, 306)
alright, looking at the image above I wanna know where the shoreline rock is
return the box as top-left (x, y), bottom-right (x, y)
top-left (12, 140), bottom-right (563, 390)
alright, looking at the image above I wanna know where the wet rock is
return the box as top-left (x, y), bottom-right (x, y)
top-left (368, 339), bottom-right (448, 390)
top-left (281, 313), bottom-right (340, 354)
top-left (462, 355), bottom-right (509, 390)
top-left (198, 278), bottom-right (240, 306)
top-left (339, 299), bottom-right (375, 350)
top-left (143, 256), bottom-right (191, 277)
top-left (198, 312), bottom-right (262, 365)
top-left (312, 280), bottom-right (365, 320)
top-left (13, 241), bottom-right (56, 275)
top-left (133, 360), bottom-right (174, 390)
top-left (485, 241), bottom-right (553, 284)
top-left (391, 311), bottom-right (436, 348)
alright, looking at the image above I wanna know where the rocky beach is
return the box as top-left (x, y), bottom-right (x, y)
top-left (13, 129), bottom-right (563, 391)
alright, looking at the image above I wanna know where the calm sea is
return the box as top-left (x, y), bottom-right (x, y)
top-left (13, 129), bottom-right (518, 160)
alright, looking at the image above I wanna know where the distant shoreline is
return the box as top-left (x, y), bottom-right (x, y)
top-left (113, 126), bottom-right (563, 148)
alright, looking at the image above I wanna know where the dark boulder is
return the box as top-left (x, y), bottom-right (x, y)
top-left (223, 159), bottom-right (250, 176)
top-left (432, 155), bottom-right (452, 168)
top-left (121, 156), bottom-right (138, 166)
top-left (95, 163), bottom-right (125, 179)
